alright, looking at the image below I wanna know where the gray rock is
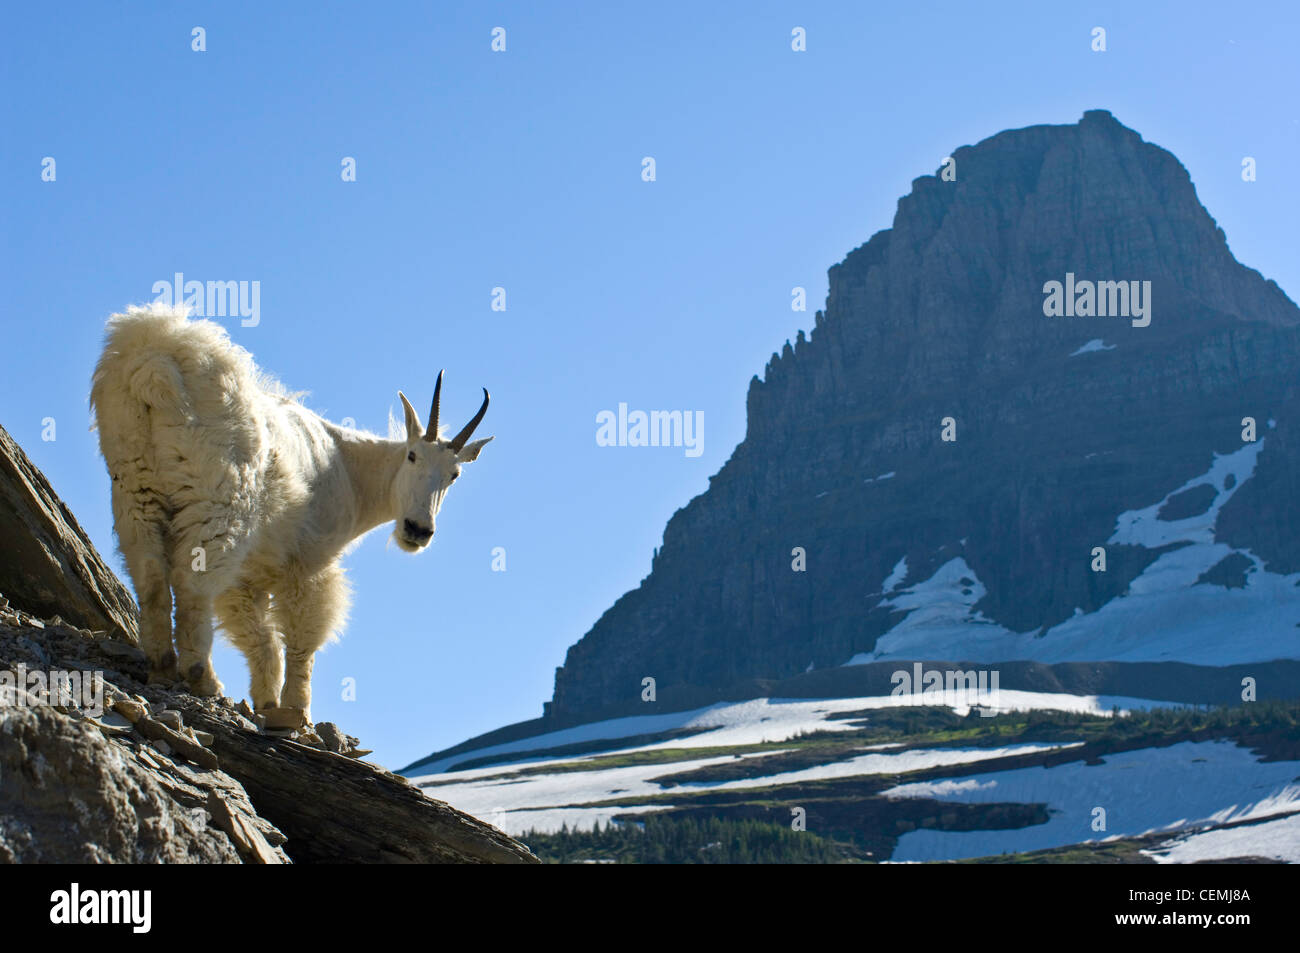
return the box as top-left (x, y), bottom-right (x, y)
top-left (112, 699), bottom-right (148, 723)
top-left (315, 721), bottom-right (362, 755)
top-left (0, 425), bottom-right (138, 643)
top-left (206, 792), bottom-right (282, 864)
top-left (0, 706), bottom-right (240, 863)
top-left (99, 640), bottom-right (146, 662)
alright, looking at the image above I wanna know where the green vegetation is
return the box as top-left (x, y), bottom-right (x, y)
top-left (521, 816), bottom-right (857, 864)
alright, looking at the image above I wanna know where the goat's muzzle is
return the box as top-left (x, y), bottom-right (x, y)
top-left (402, 518), bottom-right (433, 545)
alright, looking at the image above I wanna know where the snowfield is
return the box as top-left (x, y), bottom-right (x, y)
top-left (883, 740), bottom-right (1300, 861)
top-left (1143, 811), bottom-right (1300, 864)
top-left (405, 692), bottom-right (1174, 775)
top-left (415, 751), bottom-right (757, 835)
top-left (405, 691), bottom-right (1177, 837)
top-left (413, 740), bottom-right (1079, 838)
top-left (408, 694), bottom-right (1295, 860)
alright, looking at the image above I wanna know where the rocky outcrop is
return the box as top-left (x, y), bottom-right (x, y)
top-left (0, 704), bottom-right (252, 863)
top-left (0, 426), bottom-right (537, 864)
top-left (0, 609), bottom-right (287, 863)
top-left (0, 424), bottom-right (138, 642)
top-left (0, 600), bottom-right (537, 863)
top-left (546, 110), bottom-right (1300, 720)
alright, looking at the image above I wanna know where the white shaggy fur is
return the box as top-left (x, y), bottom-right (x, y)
top-left (90, 304), bottom-right (492, 719)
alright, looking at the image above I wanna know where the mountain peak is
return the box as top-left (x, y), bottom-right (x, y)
top-left (549, 114), bottom-right (1300, 722)
top-left (1080, 107), bottom-right (1120, 123)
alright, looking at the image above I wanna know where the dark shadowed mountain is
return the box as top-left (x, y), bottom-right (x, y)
top-left (543, 109), bottom-right (1300, 723)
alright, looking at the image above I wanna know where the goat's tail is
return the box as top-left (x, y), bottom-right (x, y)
top-left (89, 304), bottom-right (195, 601)
top-left (90, 304), bottom-right (195, 427)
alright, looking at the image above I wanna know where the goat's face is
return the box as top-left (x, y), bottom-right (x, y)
top-left (391, 380), bottom-right (492, 553)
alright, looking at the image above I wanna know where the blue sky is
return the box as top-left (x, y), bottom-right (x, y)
top-left (2, 1), bottom-right (1297, 768)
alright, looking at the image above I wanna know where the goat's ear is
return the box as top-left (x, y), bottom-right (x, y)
top-left (456, 435), bottom-right (493, 463)
top-left (397, 391), bottom-right (422, 442)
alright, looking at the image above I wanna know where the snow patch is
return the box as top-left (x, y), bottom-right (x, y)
top-left (881, 556), bottom-right (908, 593)
top-left (1109, 440), bottom-right (1263, 549)
top-left (695, 742), bottom-right (1079, 794)
top-left (1070, 338), bottom-right (1116, 356)
top-left (848, 440), bottom-right (1300, 666)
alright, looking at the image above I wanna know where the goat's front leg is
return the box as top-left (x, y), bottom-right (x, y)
top-left (273, 563), bottom-right (349, 724)
top-left (215, 585), bottom-right (282, 710)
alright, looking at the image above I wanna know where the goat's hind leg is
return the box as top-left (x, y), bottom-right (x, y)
top-left (133, 557), bottom-right (177, 683)
top-left (171, 566), bottom-right (223, 697)
top-left (111, 483), bottom-right (177, 682)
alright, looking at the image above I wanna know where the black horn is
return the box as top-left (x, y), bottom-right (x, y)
top-left (424, 369), bottom-right (444, 442)
top-left (448, 387), bottom-right (490, 452)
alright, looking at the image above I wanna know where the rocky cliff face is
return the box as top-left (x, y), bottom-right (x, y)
top-left (549, 111), bottom-right (1300, 721)
top-left (0, 424), bottom-right (537, 863)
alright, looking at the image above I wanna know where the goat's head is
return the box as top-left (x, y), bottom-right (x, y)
top-left (391, 371), bottom-right (492, 552)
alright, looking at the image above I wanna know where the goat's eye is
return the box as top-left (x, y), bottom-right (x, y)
top-left (407, 452), bottom-right (416, 463)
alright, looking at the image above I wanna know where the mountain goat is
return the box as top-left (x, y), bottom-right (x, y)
top-left (90, 304), bottom-right (492, 724)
